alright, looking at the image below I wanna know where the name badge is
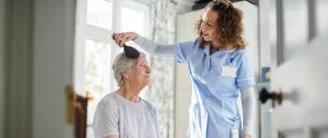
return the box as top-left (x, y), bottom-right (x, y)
top-left (231, 128), bottom-right (239, 138)
top-left (221, 66), bottom-right (237, 77)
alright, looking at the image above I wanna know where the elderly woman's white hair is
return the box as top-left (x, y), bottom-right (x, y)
top-left (112, 52), bottom-right (146, 86)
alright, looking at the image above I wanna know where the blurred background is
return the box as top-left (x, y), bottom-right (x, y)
top-left (1, 0), bottom-right (328, 138)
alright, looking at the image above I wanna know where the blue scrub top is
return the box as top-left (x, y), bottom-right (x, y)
top-left (173, 39), bottom-right (255, 138)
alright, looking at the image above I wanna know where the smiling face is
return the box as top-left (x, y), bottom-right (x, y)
top-left (126, 55), bottom-right (151, 87)
top-left (200, 9), bottom-right (219, 42)
top-left (195, 0), bottom-right (246, 49)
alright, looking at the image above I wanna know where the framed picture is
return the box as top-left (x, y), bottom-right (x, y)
top-left (261, 67), bottom-right (271, 82)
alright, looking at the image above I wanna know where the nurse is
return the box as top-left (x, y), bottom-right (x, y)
top-left (112, 0), bottom-right (256, 138)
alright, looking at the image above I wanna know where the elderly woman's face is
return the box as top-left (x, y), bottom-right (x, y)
top-left (128, 56), bottom-right (151, 85)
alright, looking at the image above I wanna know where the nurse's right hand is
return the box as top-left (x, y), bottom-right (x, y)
top-left (111, 32), bottom-right (137, 47)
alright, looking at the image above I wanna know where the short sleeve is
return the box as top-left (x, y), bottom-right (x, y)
top-left (236, 51), bottom-right (256, 88)
top-left (93, 100), bottom-right (119, 138)
top-left (173, 40), bottom-right (196, 63)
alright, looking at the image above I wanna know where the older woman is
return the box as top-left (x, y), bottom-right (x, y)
top-left (93, 52), bottom-right (159, 138)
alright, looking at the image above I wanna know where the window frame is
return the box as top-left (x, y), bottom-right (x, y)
top-left (73, 0), bottom-right (150, 134)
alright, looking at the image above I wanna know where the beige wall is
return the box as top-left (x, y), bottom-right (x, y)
top-left (0, 0), bottom-right (5, 136)
top-left (175, 10), bottom-right (200, 138)
top-left (32, 0), bottom-right (75, 137)
top-left (1, 0), bottom-right (75, 137)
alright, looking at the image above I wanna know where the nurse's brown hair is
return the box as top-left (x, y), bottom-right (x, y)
top-left (195, 0), bottom-right (246, 49)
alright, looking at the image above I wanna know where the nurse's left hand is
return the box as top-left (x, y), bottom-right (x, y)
top-left (242, 134), bottom-right (251, 138)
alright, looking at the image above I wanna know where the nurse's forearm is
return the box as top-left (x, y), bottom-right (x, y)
top-left (133, 34), bottom-right (175, 57)
top-left (240, 86), bottom-right (256, 137)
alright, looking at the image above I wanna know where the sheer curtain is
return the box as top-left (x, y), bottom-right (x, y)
top-left (143, 0), bottom-right (177, 137)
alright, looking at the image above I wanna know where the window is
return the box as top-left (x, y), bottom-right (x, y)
top-left (74, 0), bottom-right (150, 137)
top-left (87, 0), bottom-right (112, 29)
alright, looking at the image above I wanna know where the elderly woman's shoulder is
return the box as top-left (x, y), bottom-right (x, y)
top-left (97, 92), bottom-right (119, 106)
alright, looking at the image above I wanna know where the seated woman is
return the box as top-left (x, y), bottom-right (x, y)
top-left (93, 52), bottom-right (159, 138)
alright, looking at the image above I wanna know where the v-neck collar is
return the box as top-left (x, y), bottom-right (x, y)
top-left (203, 43), bottom-right (236, 57)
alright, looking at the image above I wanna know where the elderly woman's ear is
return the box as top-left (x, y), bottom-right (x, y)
top-left (121, 72), bottom-right (129, 79)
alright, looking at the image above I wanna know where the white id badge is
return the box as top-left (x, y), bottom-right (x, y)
top-left (221, 66), bottom-right (237, 77)
top-left (231, 128), bottom-right (239, 138)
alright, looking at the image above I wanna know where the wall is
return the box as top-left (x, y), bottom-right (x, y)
top-left (0, 0), bottom-right (75, 137)
top-left (32, 0), bottom-right (75, 137)
top-left (4, 0), bottom-right (34, 137)
top-left (175, 10), bottom-right (200, 138)
top-left (0, 0), bottom-right (5, 136)
top-left (258, 0), bottom-right (272, 68)
top-left (316, 0), bottom-right (328, 35)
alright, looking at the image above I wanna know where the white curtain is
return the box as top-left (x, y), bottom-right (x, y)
top-left (144, 0), bottom-right (177, 137)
